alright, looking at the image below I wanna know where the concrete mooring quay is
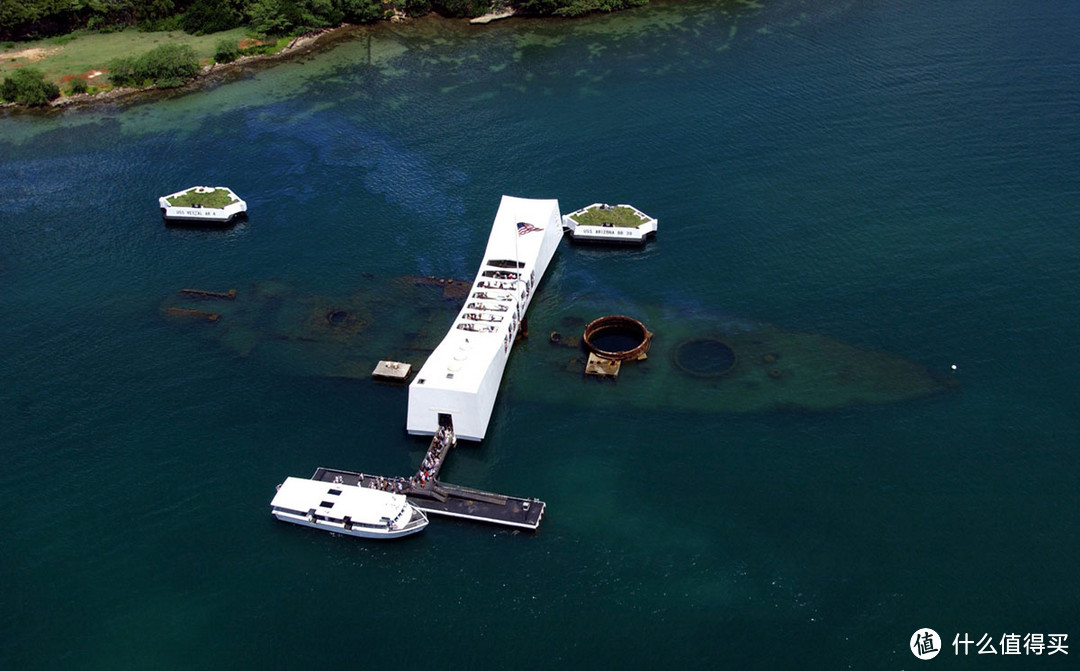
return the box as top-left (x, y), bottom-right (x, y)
top-left (312, 427), bottom-right (545, 531)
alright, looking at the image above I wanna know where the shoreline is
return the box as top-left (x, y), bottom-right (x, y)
top-left (49, 25), bottom-right (354, 111)
top-left (0, 23), bottom-right (368, 113)
top-left (1, 2), bottom-right (653, 114)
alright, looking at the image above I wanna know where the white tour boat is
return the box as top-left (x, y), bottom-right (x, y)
top-left (406, 195), bottom-right (564, 441)
top-left (158, 186), bottom-right (247, 225)
top-left (270, 476), bottom-right (428, 539)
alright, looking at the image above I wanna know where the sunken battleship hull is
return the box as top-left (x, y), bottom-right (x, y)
top-left (161, 273), bottom-right (955, 415)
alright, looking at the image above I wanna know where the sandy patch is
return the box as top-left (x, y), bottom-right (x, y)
top-left (4, 47), bottom-right (62, 62)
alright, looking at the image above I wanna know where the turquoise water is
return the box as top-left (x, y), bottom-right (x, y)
top-left (2, 0), bottom-right (1079, 668)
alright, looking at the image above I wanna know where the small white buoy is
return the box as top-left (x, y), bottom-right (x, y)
top-left (951, 364), bottom-right (958, 370)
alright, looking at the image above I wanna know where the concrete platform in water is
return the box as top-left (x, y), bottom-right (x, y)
top-left (562, 202), bottom-right (657, 244)
top-left (159, 186), bottom-right (247, 226)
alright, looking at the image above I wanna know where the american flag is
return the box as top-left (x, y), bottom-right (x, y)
top-left (517, 221), bottom-right (543, 236)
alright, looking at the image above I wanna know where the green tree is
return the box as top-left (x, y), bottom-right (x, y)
top-left (107, 54), bottom-right (138, 86)
top-left (214, 37), bottom-right (239, 63)
top-left (136, 0), bottom-right (181, 30)
top-left (181, 0), bottom-right (241, 35)
top-left (338, 0), bottom-right (383, 23)
top-left (403, 0), bottom-right (431, 16)
top-left (138, 42), bottom-right (200, 82)
top-left (513, 0), bottom-right (646, 16)
top-left (430, 0), bottom-right (486, 18)
top-left (1, 2), bottom-right (36, 40)
top-left (135, 0), bottom-right (174, 22)
top-left (108, 43), bottom-right (200, 87)
top-left (1, 67), bottom-right (60, 105)
top-left (248, 0), bottom-right (340, 36)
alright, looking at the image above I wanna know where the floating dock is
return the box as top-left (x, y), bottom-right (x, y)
top-left (409, 482), bottom-right (544, 530)
top-left (313, 423), bottom-right (546, 530)
top-left (312, 468), bottom-right (545, 531)
top-left (372, 360), bottom-right (412, 382)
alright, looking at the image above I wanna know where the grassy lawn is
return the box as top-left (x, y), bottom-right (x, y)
top-left (166, 188), bottom-right (239, 208)
top-left (0, 27), bottom-right (252, 87)
top-left (569, 204), bottom-right (650, 228)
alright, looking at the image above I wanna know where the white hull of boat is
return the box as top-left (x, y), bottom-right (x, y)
top-left (271, 509), bottom-right (427, 539)
top-left (270, 476), bottom-right (428, 540)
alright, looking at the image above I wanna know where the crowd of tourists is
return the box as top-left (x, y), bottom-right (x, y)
top-left (364, 426), bottom-right (455, 494)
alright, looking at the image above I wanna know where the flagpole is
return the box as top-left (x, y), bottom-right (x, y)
top-left (513, 214), bottom-right (524, 327)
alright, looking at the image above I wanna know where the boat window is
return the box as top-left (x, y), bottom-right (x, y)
top-left (320, 501), bottom-right (335, 508)
top-left (273, 506), bottom-right (306, 517)
top-left (485, 259), bottom-right (525, 269)
top-left (328, 489), bottom-right (342, 496)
